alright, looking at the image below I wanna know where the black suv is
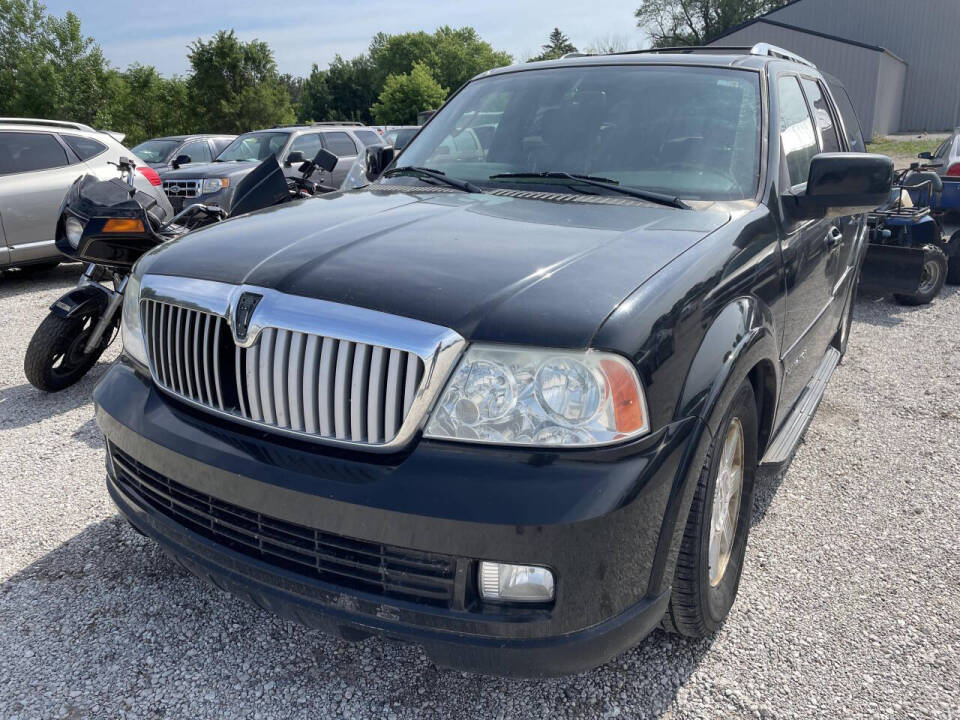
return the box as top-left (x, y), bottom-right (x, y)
top-left (95, 45), bottom-right (892, 676)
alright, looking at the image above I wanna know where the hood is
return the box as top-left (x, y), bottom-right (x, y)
top-left (159, 161), bottom-right (257, 180)
top-left (139, 188), bottom-right (730, 347)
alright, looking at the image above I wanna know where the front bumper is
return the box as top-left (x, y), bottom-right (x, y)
top-left (95, 361), bottom-right (703, 675)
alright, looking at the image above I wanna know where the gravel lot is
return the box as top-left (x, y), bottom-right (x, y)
top-left (1, 264), bottom-right (958, 719)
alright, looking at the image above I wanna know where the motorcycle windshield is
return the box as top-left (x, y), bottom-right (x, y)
top-left (229, 156), bottom-right (291, 217)
top-left (340, 155), bottom-right (371, 191)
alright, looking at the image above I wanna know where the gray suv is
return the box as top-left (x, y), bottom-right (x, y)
top-left (159, 123), bottom-right (380, 212)
top-left (0, 118), bottom-right (148, 271)
top-left (131, 134), bottom-right (236, 170)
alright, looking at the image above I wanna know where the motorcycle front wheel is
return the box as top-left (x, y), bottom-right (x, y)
top-left (24, 309), bottom-right (115, 392)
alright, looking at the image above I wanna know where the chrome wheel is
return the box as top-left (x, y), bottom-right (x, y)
top-left (918, 258), bottom-right (941, 296)
top-left (709, 417), bottom-right (744, 586)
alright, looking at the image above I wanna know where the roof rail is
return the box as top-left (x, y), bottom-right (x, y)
top-left (309, 121), bottom-right (363, 127)
top-left (560, 52), bottom-right (591, 59)
top-left (0, 117), bottom-right (95, 132)
top-left (749, 43), bottom-right (816, 68)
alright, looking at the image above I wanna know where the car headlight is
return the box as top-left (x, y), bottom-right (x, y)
top-left (423, 345), bottom-right (649, 447)
top-left (201, 178), bottom-right (229, 194)
top-left (120, 274), bottom-right (148, 367)
top-left (64, 216), bottom-right (85, 249)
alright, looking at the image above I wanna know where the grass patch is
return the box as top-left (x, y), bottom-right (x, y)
top-left (866, 137), bottom-right (940, 157)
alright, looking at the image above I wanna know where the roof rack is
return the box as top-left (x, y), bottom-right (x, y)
top-left (0, 117), bottom-right (96, 132)
top-left (601, 43), bottom-right (816, 68)
top-left (309, 121), bottom-right (363, 127)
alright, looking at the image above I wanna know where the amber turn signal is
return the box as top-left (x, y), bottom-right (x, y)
top-left (102, 218), bottom-right (145, 233)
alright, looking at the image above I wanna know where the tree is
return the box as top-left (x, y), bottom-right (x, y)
top-left (529, 28), bottom-right (577, 62)
top-left (371, 62), bottom-right (447, 125)
top-left (635, 0), bottom-right (791, 47)
top-left (369, 27), bottom-right (511, 96)
top-left (187, 30), bottom-right (294, 133)
top-left (323, 54), bottom-right (379, 123)
top-left (586, 34), bottom-right (633, 55)
top-left (297, 64), bottom-right (331, 123)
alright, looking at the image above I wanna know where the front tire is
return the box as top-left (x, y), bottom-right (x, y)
top-left (663, 380), bottom-right (758, 637)
top-left (893, 244), bottom-right (947, 305)
top-left (24, 309), bottom-right (113, 392)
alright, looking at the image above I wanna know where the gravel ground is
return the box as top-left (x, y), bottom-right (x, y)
top-left (0, 264), bottom-right (958, 719)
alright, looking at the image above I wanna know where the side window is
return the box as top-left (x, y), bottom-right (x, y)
top-left (61, 134), bottom-right (107, 161)
top-left (778, 76), bottom-right (819, 187)
top-left (322, 131), bottom-right (358, 157)
top-left (934, 136), bottom-right (954, 159)
top-left (353, 130), bottom-right (383, 147)
top-left (800, 79), bottom-right (841, 153)
top-left (180, 140), bottom-right (211, 163)
top-left (212, 137), bottom-right (234, 156)
top-left (288, 133), bottom-right (323, 158)
top-left (0, 131), bottom-right (69, 175)
top-left (827, 84), bottom-right (865, 152)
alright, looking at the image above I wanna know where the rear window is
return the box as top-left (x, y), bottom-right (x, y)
top-left (354, 130), bottom-right (383, 147)
top-left (62, 134), bottom-right (107, 161)
top-left (827, 83), bottom-right (865, 152)
top-left (0, 131), bottom-right (69, 174)
top-left (322, 131), bottom-right (358, 157)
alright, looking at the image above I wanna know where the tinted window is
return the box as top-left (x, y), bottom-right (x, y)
top-left (827, 84), bottom-right (865, 152)
top-left (0, 132), bottom-right (69, 174)
top-left (289, 133), bottom-right (323, 158)
top-left (354, 130), bottom-right (383, 147)
top-left (396, 65), bottom-right (763, 201)
top-left (131, 138), bottom-right (180, 163)
top-left (180, 140), bottom-right (211, 163)
top-left (778, 76), bottom-right (819, 187)
top-left (217, 132), bottom-right (290, 162)
top-left (934, 136), bottom-right (954, 159)
top-left (800, 79), bottom-right (841, 153)
top-left (322, 131), bottom-right (358, 157)
top-left (62, 134), bottom-right (107, 161)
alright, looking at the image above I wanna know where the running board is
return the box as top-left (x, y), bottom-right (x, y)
top-left (760, 347), bottom-right (841, 466)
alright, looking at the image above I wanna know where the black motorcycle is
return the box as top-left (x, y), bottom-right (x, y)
top-left (24, 149), bottom-right (338, 391)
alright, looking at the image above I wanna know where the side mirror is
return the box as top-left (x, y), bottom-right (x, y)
top-left (313, 148), bottom-right (338, 173)
top-left (785, 152), bottom-right (894, 220)
top-left (918, 151), bottom-right (933, 160)
top-left (285, 150), bottom-right (305, 167)
top-left (172, 154), bottom-right (191, 169)
top-left (365, 145), bottom-right (395, 181)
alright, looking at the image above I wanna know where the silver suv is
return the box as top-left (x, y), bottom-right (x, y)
top-left (158, 123), bottom-right (385, 212)
top-left (0, 118), bottom-right (145, 271)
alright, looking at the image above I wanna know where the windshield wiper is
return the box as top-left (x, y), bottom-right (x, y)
top-left (384, 166), bottom-right (484, 193)
top-left (488, 172), bottom-right (689, 209)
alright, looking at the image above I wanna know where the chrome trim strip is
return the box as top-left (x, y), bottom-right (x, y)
top-left (138, 274), bottom-right (467, 452)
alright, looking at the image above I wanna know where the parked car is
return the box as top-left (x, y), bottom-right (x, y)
top-left (130, 134), bottom-right (235, 170)
top-left (383, 125), bottom-right (420, 151)
top-left (158, 123), bottom-right (372, 212)
top-left (95, 45), bottom-right (891, 676)
top-left (0, 118), bottom-right (159, 272)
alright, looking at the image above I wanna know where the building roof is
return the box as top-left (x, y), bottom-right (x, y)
top-left (711, 16), bottom-right (906, 64)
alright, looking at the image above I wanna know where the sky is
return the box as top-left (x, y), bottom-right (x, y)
top-left (46, 1), bottom-right (648, 77)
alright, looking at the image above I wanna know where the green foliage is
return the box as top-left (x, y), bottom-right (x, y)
top-left (369, 26), bottom-right (511, 94)
top-left (529, 28), bottom-right (577, 62)
top-left (2, 3), bottom-right (513, 144)
top-left (371, 62), bottom-right (447, 125)
top-left (187, 30), bottom-right (295, 133)
top-left (635, 0), bottom-right (791, 47)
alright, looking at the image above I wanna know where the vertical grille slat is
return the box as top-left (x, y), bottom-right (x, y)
top-left (302, 335), bottom-right (321, 434)
top-left (333, 341), bottom-right (355, 440)
top-left (288, 332), bottom-right (306, 432)
top-left (140, 299), bottom-right (430, 447)
top-left (366, 346), bottom-right (387, 444)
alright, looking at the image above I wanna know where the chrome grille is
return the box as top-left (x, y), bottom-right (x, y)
top-left (141, 298), bottom-right (426, 446)
top-left (162, 179), bottom-right (200, 198)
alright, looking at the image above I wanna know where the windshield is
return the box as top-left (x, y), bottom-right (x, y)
top-left (131, 139), bottom-right (180, 163)
top-left (216, 131), bottom-right (290, 162)
top-left (393, 65), bottom-right (762, 201)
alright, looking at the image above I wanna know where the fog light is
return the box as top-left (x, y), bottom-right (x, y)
top-left (479, 562), bottom-right (554, 602)
top-left (65, 216), bottom-right (85, 249)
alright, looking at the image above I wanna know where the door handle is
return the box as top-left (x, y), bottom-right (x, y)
top-left (824, 226), bottom-right (843, 250)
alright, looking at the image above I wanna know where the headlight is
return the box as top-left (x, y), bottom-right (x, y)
top-left (201, 178), bottom-right (229, 194)
top-left (120, 274), bottom-right (148, 367)
top-left (64, 216), bottom-right (85, 249)
top-left (423, 345), bottom-right (649, 447)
